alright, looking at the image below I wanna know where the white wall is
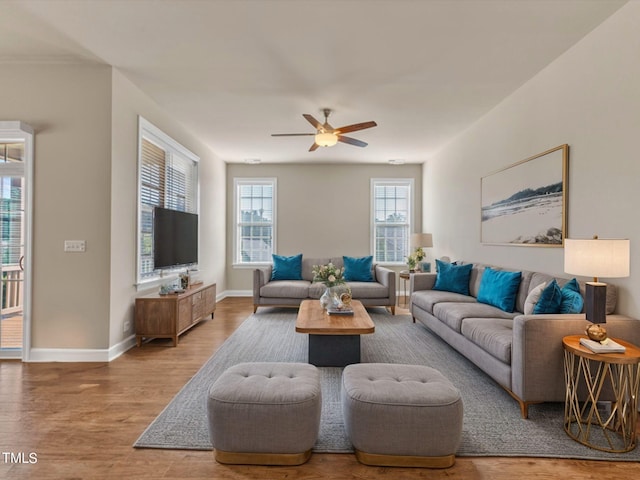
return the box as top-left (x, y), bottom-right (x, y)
top-left (424, 2), bottom-right (640, 318)
top-left (227, 163), bottom-right (423, 291)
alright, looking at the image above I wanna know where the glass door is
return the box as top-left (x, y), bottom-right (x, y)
top-left (0, 143), bottom-right (25, 357)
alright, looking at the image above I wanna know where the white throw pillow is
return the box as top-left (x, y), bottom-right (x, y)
top-left (524, 282), bottom-right (547, 315)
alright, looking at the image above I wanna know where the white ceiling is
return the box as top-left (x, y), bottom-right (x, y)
top-left (0, 0), bottom-right (626, 164)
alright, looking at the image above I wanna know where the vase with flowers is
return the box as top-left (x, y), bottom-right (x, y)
top-left (312, 262), bottom-right (349, 310)
top-left (406, 247), bottom-right (426, 272)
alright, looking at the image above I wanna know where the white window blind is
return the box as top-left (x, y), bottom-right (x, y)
top-left (137, 117), bottom-right (199, 284)
top-left (234, 178), bottom-right (276, 264)
top-left (372, 179), bottom-right (413, 264)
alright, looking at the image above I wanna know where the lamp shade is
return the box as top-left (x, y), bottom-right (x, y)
top-left (314, 132), bottom-right (338, 147)
top-left (411, 233), bottom-right (433, 248)
top-left (564, 238), bottom-right (630, 279)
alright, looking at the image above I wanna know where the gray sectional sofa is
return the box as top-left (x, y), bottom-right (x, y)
top-left (409, 261), bottom-right (640, 418)
top-left (253, 256), bottom-right (397, 314)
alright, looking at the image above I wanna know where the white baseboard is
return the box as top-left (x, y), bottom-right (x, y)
top-left (26, 290), bottom-right (261, 363)
top-left (28, 335), bottom-right (137, 363)
top-left (29, 347), bottom-right (110, 362)
top-left (109, 335), bottom-right (138, 361)
top-left (221, 289), bottom-right (252, 298)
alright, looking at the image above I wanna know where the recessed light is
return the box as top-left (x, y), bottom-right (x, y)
top-left (388, 159), bottom-right (405, 165)
top-left (244, 158), bottom-right (261, 164)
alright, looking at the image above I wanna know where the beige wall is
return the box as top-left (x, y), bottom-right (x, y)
top-left (424, 2), bottom-right (640, 318)
top-left (0, 64), bottom-right (113, 350)
top-left (226, 163), bottom-right (423, 291)
top-left (0, 63), bottom-right (227, 356)
top-left (109, 70), bottom-right (227, 349)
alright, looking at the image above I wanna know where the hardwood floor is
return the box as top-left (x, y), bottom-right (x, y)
top-left (1, 296), bottom-right (639, 479)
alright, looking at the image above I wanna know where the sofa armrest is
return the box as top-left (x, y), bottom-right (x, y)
top-left (511, 313), bottom-right (640, 404)
top-left (410, 272), bottom-right (436, 293)
top-left (375, 265), bottom-right (396, 303)
top-left (253, 266), bottom-right (272, 303)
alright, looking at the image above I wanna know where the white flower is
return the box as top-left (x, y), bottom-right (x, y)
top-left (328, 275), bottom-right (336, 282)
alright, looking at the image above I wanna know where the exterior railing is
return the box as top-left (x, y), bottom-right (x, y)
top-left (2, 264), bottom-right (23, 315)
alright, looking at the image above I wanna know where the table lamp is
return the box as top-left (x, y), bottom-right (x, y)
top-left (411, 233), bottom-right (433, 272)
top-left (564, 236), bottom-right (630, 323)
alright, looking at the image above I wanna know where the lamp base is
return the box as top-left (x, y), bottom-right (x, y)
top-left (585, 282), bottom-right (607, 324)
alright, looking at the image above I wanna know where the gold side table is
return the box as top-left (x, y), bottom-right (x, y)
top-left (399, 270), bottom-right (411, 307)
top-left (562, 335), bottom-right (640, 453)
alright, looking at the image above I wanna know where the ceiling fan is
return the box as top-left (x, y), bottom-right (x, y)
top-left (271, 108), bottom-right (377, 152)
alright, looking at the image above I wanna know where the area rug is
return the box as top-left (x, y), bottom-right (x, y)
top-left (134, 308), bottom-right (640, 461)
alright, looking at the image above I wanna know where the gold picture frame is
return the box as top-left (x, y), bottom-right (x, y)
top-left (481, 144), bottom-right (569, 246)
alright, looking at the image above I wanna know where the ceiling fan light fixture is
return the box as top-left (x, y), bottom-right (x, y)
top-left (315, 132), bottom-right (338, 147)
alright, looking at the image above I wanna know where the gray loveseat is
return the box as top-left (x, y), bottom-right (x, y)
top-left (253, 256), bottom-right (396, 314)
top-left (410, 261), bottom-right (640, 418)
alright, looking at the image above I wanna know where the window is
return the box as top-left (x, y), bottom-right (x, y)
top-left (372, 179), bottom-right (413, 264)
top-left (234, 178), bottom-right (276, 265)
top-left (137, 117), bottom-right (199, 284)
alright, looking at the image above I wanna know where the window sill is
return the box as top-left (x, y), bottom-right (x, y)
top-left (232, 263), bottom-right (272, 269)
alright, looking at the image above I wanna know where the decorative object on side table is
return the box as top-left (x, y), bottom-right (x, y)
top-left (312, 262), bottom-right (351, 311)
top-left (564, 235), bottom-right (630, 323)
top-left (585, 323), bottom-right (608, 342)
top-left (410, 233), bottom-right (433, 272)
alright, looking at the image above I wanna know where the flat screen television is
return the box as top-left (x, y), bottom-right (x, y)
top-left (153, 206), bottom-right (198, 270)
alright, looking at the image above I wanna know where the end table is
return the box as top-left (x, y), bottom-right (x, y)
top-left (562, 335), bottom-right (640, 452)
top-left (399, 270), bottom-right (411, 307)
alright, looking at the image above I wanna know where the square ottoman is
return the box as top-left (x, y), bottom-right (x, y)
top-left (207, 362), bottom-right (322, 465)
top-left (342, 363), bottom-right (463, 468)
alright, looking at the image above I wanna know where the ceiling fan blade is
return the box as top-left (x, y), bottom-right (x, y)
top-left (337, 135), bottom-right (368, 148)
top-left (309, 142), bottom-right (320, 152)
top-left (303, 114), bottom-right (322, 130)
top-left (335, 121), bottom-right (377, 134)
top-left (271, 133), bottom-right (315, 137)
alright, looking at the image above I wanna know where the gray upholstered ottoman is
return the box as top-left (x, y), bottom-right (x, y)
top-left (342, 363), bottom-right (463, 468)
top-left (207, 362), bottom-right (322, 465)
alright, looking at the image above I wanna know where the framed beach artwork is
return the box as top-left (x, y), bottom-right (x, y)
top-left (481, 144), bottom-right (568, 246)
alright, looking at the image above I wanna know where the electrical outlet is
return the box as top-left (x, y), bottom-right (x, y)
top-left (123, 320), bottom-right (131, 333)
top-left (64, 240), bottom-right (86, 252)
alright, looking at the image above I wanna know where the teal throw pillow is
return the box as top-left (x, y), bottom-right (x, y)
top-left (433, 260), bottom-right (473, 296)
top-left (559, 278), bottom-right (584, 314)
top-left (271, 253), bottom-right (303, 281)
top-left (343, 255), bottom-right (374, 282)
top-left (533, 279), bottom-right (563, 314)
top-left (477, 267), bottom-right (522, 313)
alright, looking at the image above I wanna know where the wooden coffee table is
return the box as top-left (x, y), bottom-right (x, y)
top-left (296, 299), bottom-right (375, 367)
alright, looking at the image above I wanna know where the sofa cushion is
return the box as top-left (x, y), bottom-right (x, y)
top-left (468, 263), bottom-right (488, 298)
top-left (533, 279), bottom-right (562, 314)
top-left (347, 281), bottom-right (390, 299)
top-left (477, 268), bottom-right (522, 313)
top-left (433, 260), bottom-right (473, 296)
top-left (260, 280), bottom-right (311, 299)
top-left (559, 278), bottom-right (584, 314)
top-left (524, 281), bottom-right (547, 315)
top-left (461, 318), bottom-right (513, 364)
top-left (271, 254), bottom-right (303, 281)
top-left (343, 255), bottom-right (374, 282)
top-left (433, 301), bottom-right (517, 333)
top-left (411, 290), bottom-right (476, 314)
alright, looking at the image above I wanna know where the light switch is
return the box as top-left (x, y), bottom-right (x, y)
top-left (64, 240), bottom-right (86, 253)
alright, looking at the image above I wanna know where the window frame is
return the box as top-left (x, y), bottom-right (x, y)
top-left (136, 116), bottom-right (200, 287)
top-left (370, 178), bottom-right (414, 266)
top-left (233, 177), bottom-right (277, 268)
